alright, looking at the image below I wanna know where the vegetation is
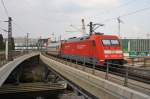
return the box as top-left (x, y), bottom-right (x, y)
top-left (0, 34), bottom-right (5, 51)
top-left (10, 37), bottom-right (15, 50)
top-left (0, 34), bottom-right (15, 51)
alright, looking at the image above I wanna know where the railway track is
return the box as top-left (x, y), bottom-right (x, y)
top-left (43, 53), bottom-right (150, 84)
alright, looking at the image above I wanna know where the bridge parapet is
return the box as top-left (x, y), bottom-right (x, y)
top-left (40, 54), bottom-right (150, 99)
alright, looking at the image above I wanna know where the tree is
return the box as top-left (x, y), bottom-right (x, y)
top-left (0, 34), bottom-right (5, 50)
top-left (8, 37), bottom-right (15, 50)
top-left (11, 37), bottom-right (15, 50)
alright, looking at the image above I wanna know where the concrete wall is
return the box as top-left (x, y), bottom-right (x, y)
top-left (40, 54), bottom-right (150, 99)
top-left (0, 52), bottom-right (39, 86)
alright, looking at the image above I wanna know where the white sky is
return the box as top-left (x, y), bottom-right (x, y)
top-left (0, 0), bottom-right (150, 39)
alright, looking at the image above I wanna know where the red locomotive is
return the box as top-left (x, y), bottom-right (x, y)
top-left (47, 33), bottom-right (124, 66)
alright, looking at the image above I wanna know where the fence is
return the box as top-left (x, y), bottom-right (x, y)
top-left (129, 56), bottom-right (150, 66)
top-left (45, 54), bottom-right (150, 95)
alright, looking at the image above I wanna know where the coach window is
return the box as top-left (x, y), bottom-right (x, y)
top-left (102, 40), bottom-right (111, 46)
top-left (111, 40), bottom-right (120, 46)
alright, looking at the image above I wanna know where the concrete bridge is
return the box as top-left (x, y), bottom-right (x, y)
top-left (40, 54), bottom-right (150, 99)
top-left (0, 52), bottom-right (149, 99)
top-left (0, 52), bottom-right (39, 86)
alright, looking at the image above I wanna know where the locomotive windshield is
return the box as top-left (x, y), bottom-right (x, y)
top-left (102, 39), bottom-right (120, 46)
top-left (102, 40), bottom-right (111, 45)
top-left (111, 40), bottom-right (119, 45)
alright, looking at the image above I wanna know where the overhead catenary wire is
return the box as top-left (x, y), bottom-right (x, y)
top-left (13, 22), bottom-right (26, 33)
top-left (0, 17), bottom-right (5, 22)
top-left (99, 0), bottom-right (138, 15)
top-left (0, 26), bottom-right (7, 32)
top-left (101, 6), bottom-right (150, 23)
top-left (70, 1), bottom-right (137, 29)
top-left (0, 0), bottom-right (27, 37)
top-left (117, 0), bottom-right (137, 8)
top-left (120, 6), bottom-right (150, 18)
top-left (0, 0), bottom-right (9, 17)
top-left (90, 0), bottom-right (138, 20)
top-left (0, 19), bottom-right (3, 21)
top-left (0, 20), bottom-right (4, 22)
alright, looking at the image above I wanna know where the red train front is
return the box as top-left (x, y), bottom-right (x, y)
top-left (60, 33), bottom-right (124, 66)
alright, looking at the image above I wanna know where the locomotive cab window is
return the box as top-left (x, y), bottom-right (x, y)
top-left (102, 39), bottom-right (120, 46)
top-left (102, 40), bottom-right (111, 46)
top-left (111, 40), bottom-right (120, 46)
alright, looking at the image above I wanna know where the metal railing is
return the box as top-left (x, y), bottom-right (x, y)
top-left (129, 56), bottom-right (150, 66)
top-left (98, 61), bottom-right (150, 85)
top-left (79, 59), bottom-right (149, 95)
top-left (44, 54), bottom-right (150, 95)
top-left (46, 54), bottom-right (150, 84)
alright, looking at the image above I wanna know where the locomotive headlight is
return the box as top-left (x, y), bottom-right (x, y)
top-left (104, 50), bottom-right (111, 54)
top-left (104, 50), bottom-right (123, 54)
top-left (115, 50), bottom-right (123, 54)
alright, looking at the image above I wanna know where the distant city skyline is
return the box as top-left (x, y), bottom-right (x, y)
top-left (0, 0), bottom-right (150, 39)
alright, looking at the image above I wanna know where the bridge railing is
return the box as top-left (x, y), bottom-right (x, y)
top-left (103, 62), bottom-right (150, 86)
top-left (128, 56), bottom-right (150, 66)
top-left (44, 54), bottom-right (150, 95)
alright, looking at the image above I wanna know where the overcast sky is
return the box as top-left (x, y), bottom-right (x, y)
top-left (0, 0), bottom-right (150, 39)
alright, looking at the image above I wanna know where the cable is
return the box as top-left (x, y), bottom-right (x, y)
top-left (70, 24), bottom-right (82, 32)
top-left (108, 0), bottom-right (136, 13)
top-left (0, 20), bottom-right (3, 22)
top-left (94, 0), bottom-right (137, 18)
top-left (120, 6), bottom-right (150, 17)
top-left (0, 26), bottom-right (7, 32)
top-left (0, 0), bottom-right (9, 17)
top-left (0, 17), bottom-right (4, 22)
top-left (117, 0), bottom-right (136, 8)
top-left (13, 22), bottom-right (25, 32)
top-left (102, 6), bottom-right (150, 23)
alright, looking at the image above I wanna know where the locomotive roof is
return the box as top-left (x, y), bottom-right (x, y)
top-left (47, 41), bottom-right (61, 47)
top-left (66, 33), bottom-right (118, 43)
top-left (67, 35), bottom-right (90, 42)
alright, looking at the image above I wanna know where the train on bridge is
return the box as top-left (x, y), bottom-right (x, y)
top-left (47, 33), bottom-right (124, 66)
